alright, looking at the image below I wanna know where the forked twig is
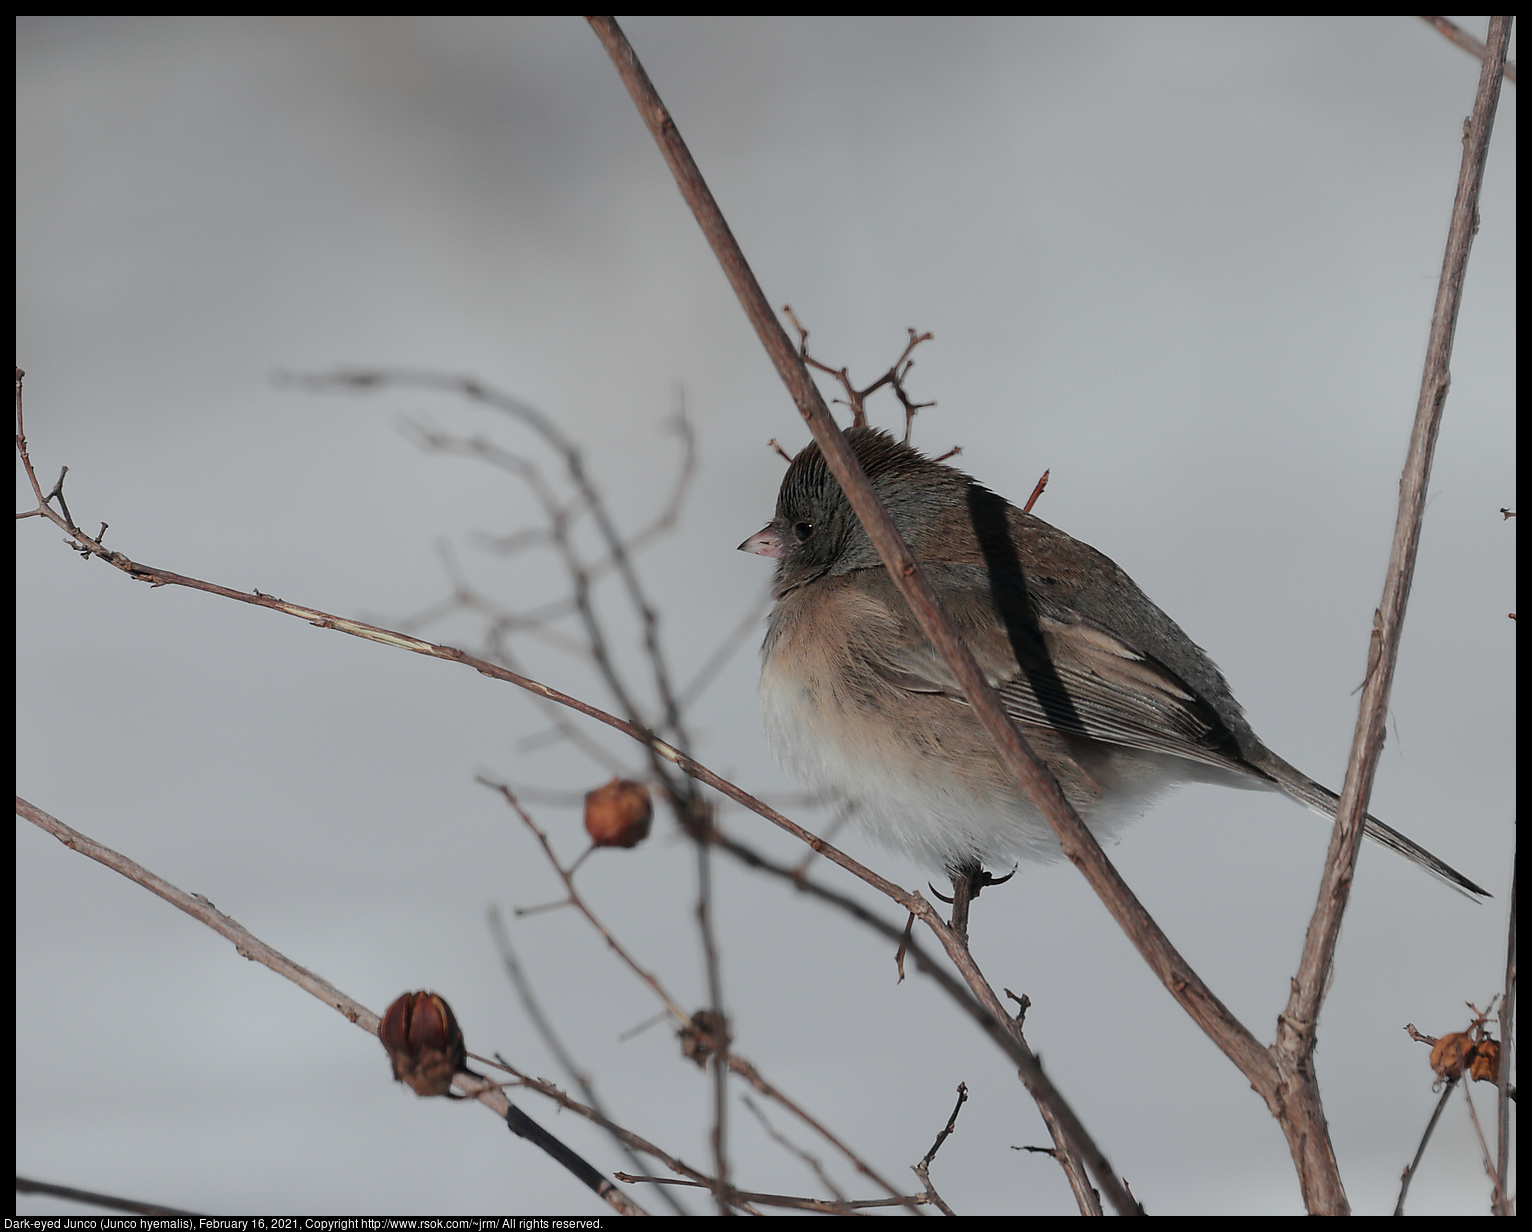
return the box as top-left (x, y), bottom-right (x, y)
top-left (486, 780), bottom-right (914, 1210)
top-left (782, 304), bottom-right (935, 439)
top-left (911, 1082), bottom-right (969, 1216)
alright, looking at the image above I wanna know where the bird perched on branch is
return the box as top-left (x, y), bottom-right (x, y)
top-left (741, 426), bottom-right (1486, 899)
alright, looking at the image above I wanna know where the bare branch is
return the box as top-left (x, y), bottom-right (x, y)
top-left (1276, 16), bottom-right (1512, 1210)
top-left (1420, 17), bottom-right (1517, 84)
top-left (1394, 1081), bottom-right (1457, 1215)
top-left (14, 1178), bottom-right (203, 1219)
top-left (911, 1082), bottom-right (968, 1216)
top-left (781, 306), bottom-right (936, 436)
top-left (611, 1173), bottom-right (934, 1214)
top-left (487, 781), bottom-right (690, 1023)
top-left (15, 797), bottom-right (649, 1217)
top-left (286, 367), bottom-right (697, 757)
top-left (1495, 862), bottom-right (1516, 1214)
top-left (587, 17), bottom-right (1258, 1213)
top-left (488, 907), bottom-right (692, 1215)
top-left (489, 782), bottom-right (914, 1210)
top-left (728, 1053), bottom-right (912, 1211)
top-left (484, 1059), bottom-right (716, 1189)
top-left (741, 1097), bottom-right (850, 1210)
top-left (18, 372), bottom-right (1131, 1217)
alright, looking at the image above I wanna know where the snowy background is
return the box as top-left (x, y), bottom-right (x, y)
top-left (17, 16), bottom-right (1515, 1216)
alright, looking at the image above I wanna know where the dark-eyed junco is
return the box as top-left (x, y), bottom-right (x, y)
top-left (740, 427), bottom-right (1486, 898)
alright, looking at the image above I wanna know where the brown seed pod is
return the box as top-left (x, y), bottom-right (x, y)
top-left (380, 990), bottom-right (467, 1097)
top-left (680, 1008), bottom-right (729, 1068)
top-left (1428, 1031), bottom-right (1476, 1083)
top-left (1469, 1036), bottom-right (1501, 1083)
top-left (584, 778), bottom-right (653, 849)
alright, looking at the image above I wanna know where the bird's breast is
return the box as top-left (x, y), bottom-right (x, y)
top-left (758, 577), bottom-right (962, 788)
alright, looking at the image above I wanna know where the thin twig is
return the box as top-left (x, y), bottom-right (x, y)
top-left (485, 1059), bottom-right (710, 1185)
top-left (781, 306), bottom-right (936, 436)
top-left (693, 823), bottom-right (732, 1214)
top-left (611, 1174), bottom-right (933, 1213)
top-left (401, 418), bottom-right (655, 745)
top-left (17, 796), bottom-right (380, 1031)
top-left (741, 1097), bottom-right (851, 1211)
top-left (911, 1083), bottom-right (968, 1217)
top-left (1495, 860), bottom-right (1515, 1214)
top-left (1021, 469), bottom-right (1050, 515)
top-left (486, 1062), bottom-right (765, 1216)
top-left (729, 1054), bottom-right (913, 1210)
top-left (14, 1178), bottom-right (203, 1219)
top-left (1420, 17), bottom-right (1517, 83)
top-left (287, 368), bottom-right (698, 757)
top-left (393, 538), bottom-right (592, 660)
top-left (488, 781), bottom-right (912, 1210)
top-left (487, 781), bottom-right (690, 1023)
top-left (1459, 1078), bottom-right (1507, 1211)
top-left (1394, 1080), bottom-right (1457, 1215)
top-left (487, 906), bottom-right (691, 1215)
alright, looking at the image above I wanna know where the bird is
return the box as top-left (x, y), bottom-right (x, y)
top-left (739, 426), bottom-right (1487, 899)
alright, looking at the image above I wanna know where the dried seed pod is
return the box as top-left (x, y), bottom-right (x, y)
top-left (584, 778), bottom-right (653, 849)
top-left (1428, 1031), bottom-right (1475, 1083)
top-left (680, 1008), bottom-right (729, 1068)
top-left (1469, 1036), bottom-right (1500, 1083)
top-left (380, 990), bottom-right (466, 1097)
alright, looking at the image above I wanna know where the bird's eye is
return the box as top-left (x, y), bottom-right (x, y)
top-left (793, 521), bottom-right (814, 543)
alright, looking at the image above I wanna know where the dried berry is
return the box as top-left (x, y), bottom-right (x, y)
top-left (680, 1008), bottom-right (729, 1068)
top-left (380, 991), bottom-right (466, 1097)
top-left (1469, 1036), bottom-right (1501, 1083)
top-left (1428, 1031), bottom-right (1475, 1083)
top-left (584, 778), bottom-right (653, 849)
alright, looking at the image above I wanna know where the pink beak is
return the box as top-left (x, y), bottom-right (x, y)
top-left (738, 524), bottom-right (784, 559)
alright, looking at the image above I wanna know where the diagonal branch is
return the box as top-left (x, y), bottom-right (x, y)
top-left (15, 796), bottom-right (649, 1217)
top-left (1420, 16), bottom-right (1517, 83)
top-left (1494, 861), bottom-right (1515, 1214)
top-left (17, 372), bottom-right (1118, 1215)
top-left (1272, 17), bottom-right (1512, 1211)
top-left (488, 781), bottom-right (921, 1212)
top-left (488, 907), bottom-right (693, 1215)
top-left (586, 15), bottom-right (1269, 1212)
top-left (1287, 14), bottom-right (1512, 1024)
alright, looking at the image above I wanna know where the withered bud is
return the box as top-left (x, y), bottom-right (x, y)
top-left (584, 778), bottom-right (653, 849)
top-left (680, 1008), bottom-right (730, 1069)
top-left (1469, 1036), bottom-right (1500, 1083)
top-left (380, 990), bottom-right (467, 1097)
top-left (1428, 1031), bottom-right (1476, 1083)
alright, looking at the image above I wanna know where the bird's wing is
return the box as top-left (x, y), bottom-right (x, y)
top-left (861, 564), bottom-right (1252, 774)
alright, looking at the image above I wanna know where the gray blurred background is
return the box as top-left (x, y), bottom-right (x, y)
top-left (16, 17), bottom-right (1514, 1216)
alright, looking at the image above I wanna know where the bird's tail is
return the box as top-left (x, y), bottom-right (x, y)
top-left (1259, 755), bottom-right (1489, 900)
